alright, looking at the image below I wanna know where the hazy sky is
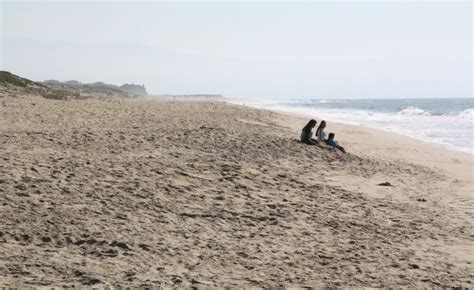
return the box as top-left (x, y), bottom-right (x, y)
top-left (1, 1), bottom-right (472, 98)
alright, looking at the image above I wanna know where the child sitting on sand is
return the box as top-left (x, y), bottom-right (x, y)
top-left (300, 119), bottom-right (319, 145)
top-left (326, 133), bottom-right (346, 153)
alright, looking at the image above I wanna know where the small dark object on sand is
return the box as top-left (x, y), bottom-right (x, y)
top-left (378, 182), bottom-right (392, 186)
top-left (417, 198), bottom-right (427, 202)
top-left (409, 263), bottom-right (420, 269)
top-left (110, 240), bottom-right (131, 250)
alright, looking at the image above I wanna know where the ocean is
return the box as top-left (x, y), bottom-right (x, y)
top-left (233, 98), bottom-right (473, 155)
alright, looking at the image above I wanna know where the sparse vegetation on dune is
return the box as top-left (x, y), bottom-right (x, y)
top-left (0, 71), bottom-right (45, 88)
top-left (0, 71), bottom-right (147, 100)
top-left (43, 80), bottom-right (148, 98)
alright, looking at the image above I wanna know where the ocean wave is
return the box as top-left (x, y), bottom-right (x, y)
top-left (253, 104), bottom-right (473, 154)
top-left (397, 107), bottom-right (473, 120)
top-left (398, 106), bottom-right (431, 116)
top-left (457, 108), bottom-right (474, 120)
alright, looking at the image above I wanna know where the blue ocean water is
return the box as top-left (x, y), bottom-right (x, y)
top-left (236, 98), bottom-right (474, 154)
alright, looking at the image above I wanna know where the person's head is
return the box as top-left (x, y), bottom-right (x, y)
top-left (304, 119), bottom-right (317, 129)
top-left (317, 120), bottom-right (326, 132)
top-left (328, 133), bottom-right (335, 140)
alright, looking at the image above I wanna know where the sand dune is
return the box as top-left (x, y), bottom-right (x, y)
top-left (0, 93), bottom-right (472, 287)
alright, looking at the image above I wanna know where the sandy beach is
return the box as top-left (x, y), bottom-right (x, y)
top-left (0, 93), bottom-right (472, 287)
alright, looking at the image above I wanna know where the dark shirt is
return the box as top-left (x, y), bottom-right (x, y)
top-left (300, 128), bottom-right (313, 144)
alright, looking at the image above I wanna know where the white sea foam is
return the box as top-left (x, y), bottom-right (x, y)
top-left (398, 106), bottom-right (431, 116)
top-left (457, 108), bottom-right (474, 120)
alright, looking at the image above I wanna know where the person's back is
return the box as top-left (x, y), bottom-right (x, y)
top-left (300, 130), bottom-right (309, 143)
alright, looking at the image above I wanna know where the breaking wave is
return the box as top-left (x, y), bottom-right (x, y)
top-left (398, 106), bottom-right (432, 116)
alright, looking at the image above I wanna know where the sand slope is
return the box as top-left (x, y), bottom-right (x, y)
top-left (0, 94), bottom-right (472, 287)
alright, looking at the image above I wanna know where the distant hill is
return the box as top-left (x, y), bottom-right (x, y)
top-left (1, 72), bottom-right (81, 100)
top-left (120, 84), bottom-right (148, 96)
top-left (63, 80), bottom-right (82, 86)
top-left (1, 71), bottom-right (148, 100)
top-left (0, 71), bottom-right (45, 89)
top-left (43, 80), bottom-right (148, 97)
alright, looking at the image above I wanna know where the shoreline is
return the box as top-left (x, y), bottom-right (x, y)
top-left (148, 96), bottom-right (472, 184)
top-left (222, 99), bottom-right (473, 197)
top-left (223, 99), bottom-right (473, 156)
top-left (222, 97), bottom-right (473, 156)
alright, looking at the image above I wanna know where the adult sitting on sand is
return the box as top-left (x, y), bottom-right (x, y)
top-left (315, 120), bottom-right (327, 142)
top-left (300, 119), bottom-right (318, 145)
top-left (326, 133), bottom-right (346, 153)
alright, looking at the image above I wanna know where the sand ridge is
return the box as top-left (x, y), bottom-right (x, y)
top-left (0, 94), bottom-right (472, 287)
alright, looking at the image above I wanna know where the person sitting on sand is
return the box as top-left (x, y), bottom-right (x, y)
top-left (300, 119), bottom-right (318, 145)
top-left (315, 120), bottom-right (327, 142)
top-left (326, 133), bottom-right (346, 153)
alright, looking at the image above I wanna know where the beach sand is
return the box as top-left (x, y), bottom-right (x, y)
top-left (0, 93), bottom-right (472, 287)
